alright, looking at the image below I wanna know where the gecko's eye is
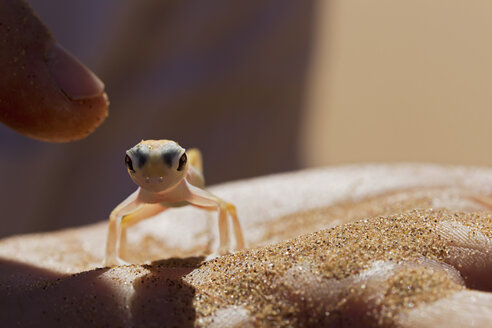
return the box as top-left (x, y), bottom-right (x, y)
top-left (177, 153), bottom-right (187, 171)
top-left (125, 154), bottom-right (135, 173)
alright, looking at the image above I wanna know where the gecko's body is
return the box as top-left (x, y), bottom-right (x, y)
top-left (105, 140), bottom-right (244, 266)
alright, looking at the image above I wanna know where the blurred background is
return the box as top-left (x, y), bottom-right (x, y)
top-left (1, 0), bottom-right (492, 238)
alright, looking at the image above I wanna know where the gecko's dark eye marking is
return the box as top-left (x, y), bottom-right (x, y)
top-left (125, 154), bottom-right (135, 173)
top-left (177, 153), bottom-right (187, 171)
top-left (162, 152), bottom-right (174, 167)
top-left (134, 148), bottom-right (148, 168)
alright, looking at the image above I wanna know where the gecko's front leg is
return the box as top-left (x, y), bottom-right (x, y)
top-left (185, 182), bottom-right (245, 253)
top-left (105, 190), bottom-right (141, 266)
top-left (224, 202), bottom-right (245, 250)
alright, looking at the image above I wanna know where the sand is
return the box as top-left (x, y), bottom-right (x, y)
top-left (2, 164), bottom-right (492, 327)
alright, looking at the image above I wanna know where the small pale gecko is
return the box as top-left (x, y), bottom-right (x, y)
top-left (104, 139), bottom-right (245, 266)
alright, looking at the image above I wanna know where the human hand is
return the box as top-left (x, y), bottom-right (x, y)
top-left (1, 165), bottom-right (492, 327)
top-left (0, 0), bottom-right (108, 142)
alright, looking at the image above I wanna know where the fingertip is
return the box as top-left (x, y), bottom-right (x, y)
top-left (45, 42), bottom-right (105, 101)
top-left (16, 91), bottom-right (109, 142)
top-left (0, 0), bottom-right (109, 142)
top-left (53, 91), bottom-right (110, 142)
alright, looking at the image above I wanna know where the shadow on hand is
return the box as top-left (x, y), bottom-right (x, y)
top-left (130, 256), bottom-right (205, 328)
top-left (0, 256), bottom-right (204, 327)
top-left (0, 258), bottom-right (119, 326)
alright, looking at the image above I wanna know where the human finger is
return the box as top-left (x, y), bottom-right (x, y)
top-left (0, 0), bottom-right (108, 142)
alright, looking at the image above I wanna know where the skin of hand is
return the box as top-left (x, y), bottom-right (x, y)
top-left (105, 140), bottom-right (244, 266)
top-left (2, 165), bottom-right (492, 327)
top-left (0, 0), bottom-right (108, 142)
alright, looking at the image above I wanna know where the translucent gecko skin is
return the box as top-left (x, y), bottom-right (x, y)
top-left (104, 140), bottom-right (245, 266)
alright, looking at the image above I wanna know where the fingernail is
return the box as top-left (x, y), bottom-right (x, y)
top-left (46, 42), bottom-right (105, 100)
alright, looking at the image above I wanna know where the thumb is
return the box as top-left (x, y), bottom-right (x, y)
top-left (0, 0), bottom-right (109, 142)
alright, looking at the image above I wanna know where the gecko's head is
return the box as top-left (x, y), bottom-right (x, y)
top-left (125, 140), bottom-right (188, 192)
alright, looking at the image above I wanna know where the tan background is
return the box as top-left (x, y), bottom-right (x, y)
top-left (303, 0), bottom-right (492, 166)
top-left (1, 0), bottom-right (491, 237)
